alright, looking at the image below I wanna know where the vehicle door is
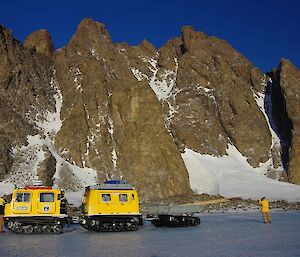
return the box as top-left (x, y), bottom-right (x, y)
top-left (38, 192), bottom-right (56, 214)
top-left (13, 192), bottom-right (32, 214)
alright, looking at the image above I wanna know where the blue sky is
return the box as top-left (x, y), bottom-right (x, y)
top-left (1, 0), bottom-right (299, 71)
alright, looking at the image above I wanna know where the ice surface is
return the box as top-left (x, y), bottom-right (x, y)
top-left (0, 211), bottom-right (299, 257)
top-left (182, 146), bottom-right (300, 201)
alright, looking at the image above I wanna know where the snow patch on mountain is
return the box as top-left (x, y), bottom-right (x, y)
top-left (4, 135), bottom-right (46, 186)
top-left (107, 115), bottom-right (119, 174)
top-left (51, 143), bottom-right (97, 191)
top-left (148, 58), bottom-right (178, 101)
top-left (0, 182), bottom-right (15, 196)
top-left (254, 76), bottom-right (280, 149)
top-left (251, 76), bottom-right (283, 178)
top-left (72, 67), bottom-right (83, 92)
top-left (36, 72), bottom-right (63, 138)
top-left (131, 68), bottom-right (148, 81)
top-left (2, 70), bottom-right (97, 192)
top-left (182, 149), bottom-right (220, 195)
top-left (182, 145), bottom-right (300, 201)
top-left (130, 56), bottom-right (178, 101)
top-left (90, 48), bottom-right (100, 60)
top-left (2, 134), bottom-right (97, 191)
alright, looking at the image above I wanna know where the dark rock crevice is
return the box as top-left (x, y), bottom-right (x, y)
top-left (267, 69), bottom-right (293, 172)
top-left (271, 60), bottom-right (300, 184)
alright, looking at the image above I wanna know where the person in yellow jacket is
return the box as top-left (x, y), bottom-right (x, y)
top-left (259, 197), bottom-right (272, 223)
top-left (0, 196), bottom-right (5, 233)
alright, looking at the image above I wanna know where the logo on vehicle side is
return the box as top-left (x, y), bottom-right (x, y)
top-left (43, 205), bottom-right (50, 212)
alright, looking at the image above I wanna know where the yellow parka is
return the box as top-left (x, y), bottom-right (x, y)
top-left (259, 198), bottom-right (269, 212)
top-left (0, 197), bottom-right (5, 206)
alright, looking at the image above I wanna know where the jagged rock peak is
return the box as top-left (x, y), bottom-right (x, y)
top-left (280, 58), bottom-right (299, 70)
top-left (138, 39), bottom-right (156, 54)
top-left (181, 25), bottom-right (195, 33)
top-left (0, 24), bottom-right (20, 48)
top-left (270, 58), bottom-right (300, 184)
top-left (0, 24), bottom-right (12, 37)
top-left (24, 29), bottom-right (54, 58)
top-left (181, 25), bottom-right (194, 53)
top-left (74, 18), bottom-right (112, 44)
top-left (181, 25), bottom-right (207, 53)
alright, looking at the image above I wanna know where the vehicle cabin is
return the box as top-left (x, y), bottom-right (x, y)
top-left (4, 186), bottom-right (65, 217)
top-left (83, 180), bottom-right (140, 216)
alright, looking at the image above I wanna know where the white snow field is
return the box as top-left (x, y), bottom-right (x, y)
top-left (0, 211), bottom-right (299, 257)
top-left (182, 145), bottom-right (300, 201)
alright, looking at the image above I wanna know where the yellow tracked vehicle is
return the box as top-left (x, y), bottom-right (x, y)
top-left (80, 180), bottom-right (142, 232)
top-left (4, 185), bottom-right (69, 234)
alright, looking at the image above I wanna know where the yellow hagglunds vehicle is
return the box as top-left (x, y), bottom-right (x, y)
top-left (4, 185), bottom-right (69, 234)
top-left (80, 180), bottom-right (143, 232)
top-left (3, 180), bottom-right (200, 234)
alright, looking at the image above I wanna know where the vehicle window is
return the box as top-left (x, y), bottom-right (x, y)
top-left (16, 193), bottom-right (31, 203)
top-left (102, 194), bottom-right (111, 202)
top-left (131, 194), bottom-right (135, 200)
top-left (119, 194), bottom-right (128, 202)
top-left (40, 193), bottom-right (54, 202)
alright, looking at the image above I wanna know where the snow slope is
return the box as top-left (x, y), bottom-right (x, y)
top-left (0, 182), bottom-right (15, 196)
top-left (182, 145), bottom-right (300, 201)
top-left (2, 144), bottom-right (300, 204)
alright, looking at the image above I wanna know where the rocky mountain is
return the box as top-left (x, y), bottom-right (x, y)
top-left (267, 59), bottom-right (300, 184)
top-left (0, 18), bottom-right (299, 200)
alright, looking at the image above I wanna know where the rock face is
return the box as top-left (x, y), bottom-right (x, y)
top-left (0, 25), bottom-right (56, 180)
top-left (53, 19), bottom-right (191, 199)
top-left (24, 29), bottom-right (54, 58)
top-left (0, 18), bottom-right (299, 200)
top-left (37, 149), bottom-right (56, 186)
top-left (121, 25), bottom-right (271, 166)
top-left (269, 59), bottom-right (300, 184)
